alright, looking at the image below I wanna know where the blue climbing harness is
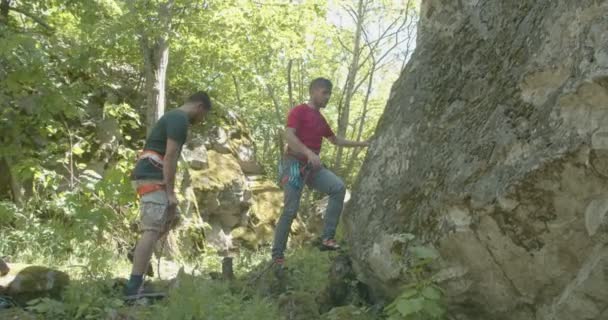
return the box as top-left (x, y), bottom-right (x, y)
top-left (279, 158), bottom-right (310, 190)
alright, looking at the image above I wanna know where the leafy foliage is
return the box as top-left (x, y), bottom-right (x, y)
top-left (384, 235), bottom-right (446, 320)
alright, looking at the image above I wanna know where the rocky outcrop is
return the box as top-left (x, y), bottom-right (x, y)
top-left (346, 1), bottom-right (608, 319)
top-left (175, 110), bottom-right (283, 257)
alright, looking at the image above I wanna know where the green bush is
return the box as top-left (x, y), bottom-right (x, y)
top-left (0, 158), bottom-right (138, 268)
top-left (384, 236), bottom-right (447, 320)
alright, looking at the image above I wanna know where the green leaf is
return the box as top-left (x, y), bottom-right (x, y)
top-left (83, 170), bottom-right (102, 180)
top-left (396, 297), bottom-right (424, 316)
top-left (72, 145), bottom-right (84, 155)
top-left (410, 246), bottom-right (440, 260)
top-left (422, 299), bottom-right (446, 318)
top-left (421, 285), bottom-right (442, 300)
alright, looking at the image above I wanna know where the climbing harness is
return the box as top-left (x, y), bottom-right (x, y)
top-left (131, 150), bottom-right (166, 196)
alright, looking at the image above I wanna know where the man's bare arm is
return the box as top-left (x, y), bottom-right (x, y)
top-left (163, 138), bottom-right (181, 193)
top-left (327, 136), bottom-right (369, 148)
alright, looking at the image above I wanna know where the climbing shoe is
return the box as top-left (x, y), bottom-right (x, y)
top-left (273, 258), bottom-right (287, 279)
top-left (320, 239), bottom-right (341, 251)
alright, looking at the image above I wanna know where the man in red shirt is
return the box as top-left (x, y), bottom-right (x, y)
top-left (272, 77), bottom-right (369, 266)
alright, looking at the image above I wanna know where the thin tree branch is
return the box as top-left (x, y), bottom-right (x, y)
top-left (8, 5), bottom-right (53, 31)
top-left (336, 36), bottom-right (354, 54)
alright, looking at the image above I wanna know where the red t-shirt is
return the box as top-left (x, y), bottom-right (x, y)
top-left (286, 104), bottom-right (335, 157)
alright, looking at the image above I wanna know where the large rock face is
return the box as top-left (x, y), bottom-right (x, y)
top-left (346, 1), bottom-right (608, 319)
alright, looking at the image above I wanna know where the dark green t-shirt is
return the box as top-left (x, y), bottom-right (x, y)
top-left (132, 109), bottom-right (189, 180)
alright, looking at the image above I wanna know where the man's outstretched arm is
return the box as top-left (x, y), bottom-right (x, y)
top-left (327, 136), bottom-right (369, 148)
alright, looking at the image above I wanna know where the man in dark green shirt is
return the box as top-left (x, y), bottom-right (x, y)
top-left (131, 109), bottom-right (190, 180)
top-left (125, 91), bottom-right (212, 297)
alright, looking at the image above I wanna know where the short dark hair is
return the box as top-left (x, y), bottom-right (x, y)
top-left (187, 91), bottom-right (212, 110)
top-left (309, 78), bottom-right (333, 93)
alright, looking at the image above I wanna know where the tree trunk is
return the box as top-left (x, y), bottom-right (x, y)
top-left (0, 0), bottom-right (9, 25)
top-left (0, 157), bottom-right (10, 200)
top-left (287, 59), bottom-right (294, 108)
top-left (233, 75), bottom-right (242, 109)
top-left (262, 129), bottom-right (270, 163)
top-left (140, 0), bottom-right (173, 134)
top-left (1, 156), bottom-right (22, 204)
top-left (298, 59), bottom-right (305, 102)
top-left (0, 257), bottom-right (8, 276)
top-left (345, 63), bottom-right (375, 181)
top-left (334, 0), bottom-right (366, 172)
top-left (266, 83), bottom-right (285, 155)
top-left (222, 257), bottom-right (234, 280)
top-left (142, 38), bottom-right (170, 135)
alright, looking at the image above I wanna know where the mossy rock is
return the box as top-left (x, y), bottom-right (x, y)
top-left (189, 150), bottom-right (244, 191)
top-left (250, 180), bottom-right (283, 223)
top-left (0, 264), bottom-right (69, 304)
top-left (278, 291), bottom-right (320, 320)
top-left (229, 180), bottom-right (283, 248)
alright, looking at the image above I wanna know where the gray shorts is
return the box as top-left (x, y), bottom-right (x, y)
top-left (132, 181), bottom-right (180, 233)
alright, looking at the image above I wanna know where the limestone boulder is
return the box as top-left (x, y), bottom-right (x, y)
top-left (346, 1), bottom-right (608, 319)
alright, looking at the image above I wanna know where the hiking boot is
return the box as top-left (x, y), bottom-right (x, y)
top-left (127, 247), bottom-right (154, 277)
top-left (320, 239), bottom-right (341, 251)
